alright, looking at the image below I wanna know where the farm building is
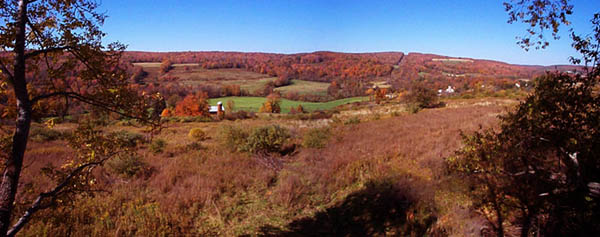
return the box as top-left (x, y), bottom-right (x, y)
top-left (209, 101), bottom-right (225, 114)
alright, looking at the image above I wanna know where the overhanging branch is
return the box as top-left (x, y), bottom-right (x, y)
top-left (24, 46), bottom-right (70, 60)
top-left (31, 91), bottom-right (160, 128)
top-left (6, 158), bottom-right (107, 237)
top-left (0, 60), bottom-right (14, 83)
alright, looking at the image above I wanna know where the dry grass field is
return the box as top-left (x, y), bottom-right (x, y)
top-left (134, 63), bottom-right (275, 93)
top-left (274, 79), bottom-right (330, 96)
top-left (12, 97), bottom-right (517, 236)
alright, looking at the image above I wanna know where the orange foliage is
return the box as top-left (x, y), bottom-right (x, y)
top-left (160, 108), bottom-right (172, 117)
top-left (223, 84), bottom-right (241, 96)
top-left (375, 88), bottom-right (388, 104)
top-left (174, 92), bottom-right (209, 117)
top-left (160, 59), bottom-right (173, 74)
top-left (259, 93), bottom-right (281, 113)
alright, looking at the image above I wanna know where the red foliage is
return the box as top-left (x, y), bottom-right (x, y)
top-left (124, 51), bottom-right (402, 83)
top-left (160, 59), bottom-right (173, 74)
top-left (120, 51), bottom-right (584, 102)
top-left (174, 92), bottom-right (209, 117)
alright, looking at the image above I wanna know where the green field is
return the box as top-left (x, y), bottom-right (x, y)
top-left (208, 96), bottom-right (368, 113)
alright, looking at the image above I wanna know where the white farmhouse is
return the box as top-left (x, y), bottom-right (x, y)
top-left (209, 101), bottom-right (225, 114)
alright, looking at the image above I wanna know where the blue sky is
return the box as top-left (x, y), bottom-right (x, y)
top-left (98, 0), bottom-right (599, 66)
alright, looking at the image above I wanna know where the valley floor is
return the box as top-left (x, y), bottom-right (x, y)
top-left (15, 98), bottom-right (517, 236)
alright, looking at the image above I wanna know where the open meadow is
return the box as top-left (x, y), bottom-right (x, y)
top-left (10, 97), bottom-right (518, 236)
top-left (208, 96), bottom-right (368, 113)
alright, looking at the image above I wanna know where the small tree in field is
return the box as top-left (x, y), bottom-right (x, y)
top-left (296, 105), bottom-right (305, 113)
top-left (131, 67), bottom-right (148, 84)
top-left (259, 93), bottom-right (281, 113)
top-left (403, 82), bottom-right (439, 112)
top-left (0, 0), bottom-right (161, 235)
top-left (160, 59), bottom-right (173, 74)
top-left (226, 100), bottom-right (235, 112)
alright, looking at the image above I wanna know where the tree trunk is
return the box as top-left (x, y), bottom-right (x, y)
top-left (493, 199), bottom-right (504, 237)
top-left (0, 1), bottom-right (30, 235)
top-left (520, 211), bottom-right (532, 237)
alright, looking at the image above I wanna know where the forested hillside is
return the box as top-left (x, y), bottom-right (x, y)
top-left (124, 51), bottom-right (583, 99)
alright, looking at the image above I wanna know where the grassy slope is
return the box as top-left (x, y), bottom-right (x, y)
top-left (134, 63), bottom-right (275, 92)
top-left (274, 79), bottom-right (330, 96)
top-left (208, 96), bottom-right (368, 113)
top-left (134, 63), bottom-right (332, 96)
top-left (17, 98), bottom-right (512, 236)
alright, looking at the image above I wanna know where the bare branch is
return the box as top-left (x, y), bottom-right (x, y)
top-left (6, 158), bottom-right (107, 237)
top-left (0, 60), bottom-right (13, 83)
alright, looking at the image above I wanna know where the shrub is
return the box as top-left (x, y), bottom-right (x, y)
top-left (188, 128), bottom-right (208, 142)
top-left (160, 59), bottom-right (173, 74)
top-left (106, 154), bottom-right (147, 178)
top-left (408, 103), bottom-right (421, 114)
top-left (226, 100), bottom-right (235, 112)
top-left (306, 110), bottom-right (334, 120)
top-left (218, 125), bottom-right (291, 154)
top-left (150, 139), bottom-right (167, 154)
top-left (219, 125), bottom-right (249, 152)
top-left (289, 106), bottom-right (298, 114)
top-left (244, 125), bottom-right (290, 154)
top-left (184, 142), bottom-right (204, 151)
top-left (404, 83), bottom-right (440, 109)
top-left (108, 130), bottom-right (145, 148)
top-left (302, 127), bottom-right (331, 149)
top-left (131, 67), bottom-right (148, 84)
top-left (224, 110), bottom-right (255, 121)
top-left (29, 127), bottom-right (63, 142)
top-left (166, 94), bottom-right (182, 108)
top-left (343, 117), bottom-right (361, 125)
top-left (259, 93), bottom-right (281, 113)
top-left (178, 116), bottom-right (213, 123)
top-left (273, 76), bottom-right (291, 87)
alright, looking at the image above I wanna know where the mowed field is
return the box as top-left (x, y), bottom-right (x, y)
top-left (274, 79), bottom-right (330, 96)
top-left (208, 96), bottom-right (368, 113)
top-left (133, 62), bottom-right (275, 93)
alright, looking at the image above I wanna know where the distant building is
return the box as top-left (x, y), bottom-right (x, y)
top-left (209, 101), bottom-right (225, 114)
top-left (445, 86), bottom-right (455, 94)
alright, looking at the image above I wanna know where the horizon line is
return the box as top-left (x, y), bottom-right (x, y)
top-left (123, 49), bottom-right (580, 67)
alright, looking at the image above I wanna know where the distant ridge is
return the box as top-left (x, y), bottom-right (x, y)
top-left (124, 51), bottom-right (585, 90)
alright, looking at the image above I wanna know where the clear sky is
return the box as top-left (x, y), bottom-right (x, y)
top-left (98, 0), bottom-right (599, 66)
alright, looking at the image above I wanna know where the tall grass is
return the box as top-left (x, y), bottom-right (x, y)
top-left (15, 100), bottom-right (506, 235)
